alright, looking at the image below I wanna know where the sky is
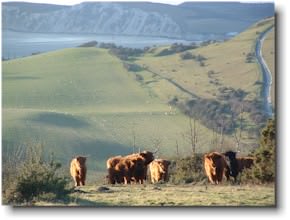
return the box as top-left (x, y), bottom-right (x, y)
top-left (0, 0), bottom-right (274, 6)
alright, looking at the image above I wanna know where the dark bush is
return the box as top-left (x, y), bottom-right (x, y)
top-left (245, 52), bottom-right (255, 63)
top-left (156, 48), bottom-right (173, 56)
top-left (180, 52), bottom-right (194, 60)
top-left (78, 41), bottom-right (98, 47)
top-left (3, 143), bottom-right (71, 205)
top-left (135, 74), bottom-right (144, 82)
top-left (108, 46), bottom-right (145, 60)
top-left (169, 154), bottom-right (205, 184)
top-left (123, 62), bottom-right (143, 72)
top-left (156, 43), bottom-right (198, 57)
top-left (241, 119), bottom-right (275, 183)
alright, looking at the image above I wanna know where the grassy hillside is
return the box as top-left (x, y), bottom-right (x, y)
top-left (2, 17), bottom-right (275, 174)
top-left (2, 47), bottom-right (217, 171)
top-left (136, 17), bottom-right (274, 102)
top-left (134, 17), bottom-right (275, 148)
top-left (35, 184), bottom-right (275, 207)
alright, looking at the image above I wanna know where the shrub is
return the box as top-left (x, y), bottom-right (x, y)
top-left (135, 74), bottom-right (144, 82)
top-left (123, 62), bottom-right (143, 72)
top-left (3, 143), bottom-right (71, 205)
top-left (169, 154), bottom-right (205, 184)
top-left (180, 52), bottom-right (194, 60)
top-left (241, 119), bottom-right (275, 183)
top-left (156, 43), bottom-right (198, 57)
top-left (78, 41), bottom-right (98, 47)
top-left (245, 52), bottom-right (255, 63)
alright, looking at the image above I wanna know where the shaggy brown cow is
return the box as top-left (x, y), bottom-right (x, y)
top-left (204, 152), bottom-right (230, 184)
top-left (112, 157), bottom-right (145, 184)
top-left (106, 151), bottom-right (155, 184)
top-left (125, 151), bottom-right (155, 183)
top-left (106, 155), bottom-right (123, 184)
top-left (224, 151), bottom-right (254, 182)
top-left (149, 159), bottom-right (171, 183)
top-left (70, 156), bottom-right (87, 187)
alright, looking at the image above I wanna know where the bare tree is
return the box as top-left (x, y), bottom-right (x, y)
top-left (130, 128), bottom-right (136, 153)
top-left (218, 116), bottom-right (225, 152)
top-left (187, 117), bottom-right (198, 155)
top-left (232, 104), bottom-right (244, 152)
top-left (151, 137), bottom-right (162, 157)
top-left (175, 140), bottom-right (179, 157)
top-left (211, 127), bottom-right (219, 149)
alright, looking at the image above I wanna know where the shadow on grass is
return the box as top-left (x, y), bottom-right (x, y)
top-left (29, 112), bottom-right (89, 128)
top-left (3, 75), bottom-right (41, 80)
top-left (72, 197), bottom-right (110, 207)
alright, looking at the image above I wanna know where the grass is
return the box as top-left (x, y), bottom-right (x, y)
top-left (2, 47), bottom-right (216, 171)
top-left (34, 183), bottom-right (275, 207)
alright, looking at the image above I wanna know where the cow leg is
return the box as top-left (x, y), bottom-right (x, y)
top-left (208, 176), bottom-right (215, 184)
top-left (74, 176), bottom-right (80, 187)
top-left (124, 176), bottom-right (130, 184)
top-left (81, 179), bottom-right (85, 186)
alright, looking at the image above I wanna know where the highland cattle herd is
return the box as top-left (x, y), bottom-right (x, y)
top-left (70, 150), bottom-right (254, 187)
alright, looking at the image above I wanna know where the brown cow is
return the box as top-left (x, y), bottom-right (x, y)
top-left (149, 159), bottom-right (171, 183)
top-left (125, 151), bottom-right (154, 183)
top-left (112, 157), bottom-right (145, 184)
top-left (224, 151), bottom-right (254, 182)
top-left (106, 151), bottom-right (155, 184)
top-left (106, 155), bottom-right (123, 184)
top-left (204, 152), bottom-right (230, 184)
top-left (70, 156), bottom-right (87, 187)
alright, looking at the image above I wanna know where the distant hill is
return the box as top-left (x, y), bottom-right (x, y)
top-left (2, 1), bottom-right (274, 40)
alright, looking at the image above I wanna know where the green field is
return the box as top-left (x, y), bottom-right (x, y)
top-left (2, 17), bottom-right (275, 172)
top-left (3, 47), bottom-right (213, 170)
top-left (34, 184), bottom-right (275, 207)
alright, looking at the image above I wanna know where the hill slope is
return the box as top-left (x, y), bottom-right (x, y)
top-left (2, 17), bottom-right (275, 172)
top-left (2, 47), bottom-right (215, 171)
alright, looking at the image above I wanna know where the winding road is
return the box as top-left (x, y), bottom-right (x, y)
top-left (255, 25), bottom-right (274, 117)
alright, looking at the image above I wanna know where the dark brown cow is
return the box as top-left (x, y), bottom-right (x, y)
top-left (70, 156), bottom-right (87, 187)
top-left (204, 152), bottom-right (230, 184)
top-left (149, 159), bottom-right (171, 183)
top-left (224, 151), bottom-right (254, 182)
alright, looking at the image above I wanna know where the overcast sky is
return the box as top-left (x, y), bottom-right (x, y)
top-left (1, 0), bottom-right (274, 6)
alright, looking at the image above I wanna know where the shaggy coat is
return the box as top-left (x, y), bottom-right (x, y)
top-left (149, 159), bottom-right (171, 183)
top-left (70, 156), bottom-right (87, 187)
top-left (106, 155), bottom-right (123, 184)
top-left (204, 152), bottom-right (230, 184)
top-left (106, 151), bottom-right (154, 184)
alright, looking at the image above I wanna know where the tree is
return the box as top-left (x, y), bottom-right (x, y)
top-left (242, 119), bottom-right (275, 183)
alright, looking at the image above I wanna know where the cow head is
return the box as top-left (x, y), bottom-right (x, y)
top-left (139, 151), bottom-right (154, 165)
top-left (157, 160), bottom-right (171, 173)
top-left (224, 151), bottom-right (237, 160)
top-left (75, 156), bottom-right (87, 168)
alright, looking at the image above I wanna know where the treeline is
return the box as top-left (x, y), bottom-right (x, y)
top-left (171, 87), bottom-right (267, 135)
top-left (156, 43), bottom-right (199, 56)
